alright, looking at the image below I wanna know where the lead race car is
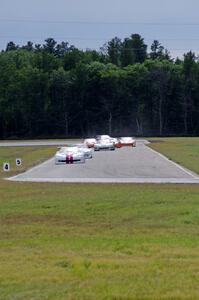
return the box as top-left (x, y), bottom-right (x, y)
top-left (118, 137), bottom-right (136, 147)
top-left (55, 147), bottom-right (85, 164)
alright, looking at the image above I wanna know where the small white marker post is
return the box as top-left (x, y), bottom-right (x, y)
top-left (3, 162), bottom-right (10, 172)
top-left (16, 158), bottom-right (22, 167)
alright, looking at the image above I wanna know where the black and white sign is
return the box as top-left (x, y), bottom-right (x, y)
top-left (16, 158), bottom-right (22, 166)
top-left (3, 162), bottom-right (10, 172)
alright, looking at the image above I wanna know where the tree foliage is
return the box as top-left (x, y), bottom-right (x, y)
top-left (0, 34), bottom-right (199, 138)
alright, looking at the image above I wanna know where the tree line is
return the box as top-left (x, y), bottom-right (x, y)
top-left (0, 34), bottom-right (199, 138)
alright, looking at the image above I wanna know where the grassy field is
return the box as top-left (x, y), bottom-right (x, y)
top-left (0, 139), bottom-right (199, 299)
top-left (1, 182), bottom-right (199, 300)
top-left (148, 137), bottom-right (199, 175)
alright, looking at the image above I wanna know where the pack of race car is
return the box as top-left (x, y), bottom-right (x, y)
top-left (84, 135), bottom-right (136, 149)
top-left (54, 135), bottom-right (136, 164)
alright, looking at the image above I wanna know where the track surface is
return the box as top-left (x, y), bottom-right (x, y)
top-left (9, 140), bottom-right (199, 183)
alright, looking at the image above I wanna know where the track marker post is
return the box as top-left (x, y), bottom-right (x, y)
top-left (16, 158), bottom-right (22, 167)
top-left (3, 162), bottom-right (10, 172)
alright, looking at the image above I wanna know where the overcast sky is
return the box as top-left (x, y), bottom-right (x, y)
top-left (1, 0), bottom-right (199, 58)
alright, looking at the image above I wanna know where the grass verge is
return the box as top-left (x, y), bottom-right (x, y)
top-left (148, 137), bottom-right (199, 175)
top-left (0, 146), bottom-right (56, 178)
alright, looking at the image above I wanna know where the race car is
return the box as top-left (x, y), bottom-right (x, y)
top-left (55, 147), bottom-right (85, 164)
top-left (95, 135), bottom-right (111, 141)
top-left (74, 144), bottom-right (93, 159)
top-left (95, 135), bottom-right (121, 148)
top-left (118, 137), bottom-right (136, 147)
top-left (84, 138), bottom-right (97, 148)
top-left (94, 139), bottom-right (115, 151)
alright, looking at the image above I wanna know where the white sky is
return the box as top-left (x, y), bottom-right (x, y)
top-left (1, 0), bottom-right (199, 58)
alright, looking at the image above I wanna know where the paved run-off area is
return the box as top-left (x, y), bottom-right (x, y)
top-left (8, 140), bottom-right (199, 183)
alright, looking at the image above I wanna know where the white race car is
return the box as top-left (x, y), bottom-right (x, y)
top-left (94, 139), bottom-right (115, 151)
top-left (95, 134), bottom-right (121, 146)
top-left (95, 135), bottom-right (116, 142)
top-left (74, 144), bottom-right (93, 159)
top-left (95, 135), bottom-right (111, 141)
top-left (55, 147), bottom-right (85, 164)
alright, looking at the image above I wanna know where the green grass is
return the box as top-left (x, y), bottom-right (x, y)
top-left (1, 181), bottom-right (199, 300)
top-left (1, 140), bottom-right (199, 299)
top-left (148, 137), bottom-right (199, 175)
top-left (0, 146), bottom-right (56, 178)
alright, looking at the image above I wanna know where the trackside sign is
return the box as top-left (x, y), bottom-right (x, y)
top-left (3, 162), bottom-right (10, 171)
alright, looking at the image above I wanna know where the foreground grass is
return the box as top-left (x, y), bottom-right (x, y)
top-left (0, 146), bottom-right (56, 178)
top-left (1, 140), bottom-right (199, 299)
top-left (1, 181), bottom-right (199, 300)
top-left (148, 137), bottom-right (199, 175)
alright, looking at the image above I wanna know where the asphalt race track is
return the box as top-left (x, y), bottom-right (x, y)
top-left (8, 140), bottom-right (199, 183)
